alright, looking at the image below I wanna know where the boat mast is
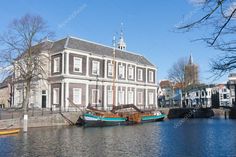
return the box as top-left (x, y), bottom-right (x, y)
top-left (112, 35), bottom-right (116, 109)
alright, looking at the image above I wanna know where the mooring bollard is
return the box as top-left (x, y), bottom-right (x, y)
top-left (23, 114), bottom-right (28, 132)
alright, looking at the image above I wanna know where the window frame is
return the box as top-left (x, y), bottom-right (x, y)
top-left (118, 90), bottom-right (125, 105)
top-left (127, 90), bottom-right (134, 104)
top-left (73, 88), bottom-right (82, 104)
top-left (118, 64), bottom-right (125, 79)
top-left (107, 89), bottom-right (113, 105)
top-left (108, 62), bottom-right (113, 77)
top-left (73, 57), bottom-right (82, 73)
top-left (53, 57), bottom-right (60, 73)
top-left (149, 71), bottom-right (154, 82)
top-left (92, 60), bottom-right (100, 75)
top-left (92, 89), bottom-right (100, 104)
top-left (53, 88), bottom-right (59, 104)
top-left (128, 66), bottom-right (134, 80)
top-left (138, 69), bottom-right (143, 81)
top-left (149, 92), bottom-right (154, 105)
top-left (138, 92), bottom-right (143, 105)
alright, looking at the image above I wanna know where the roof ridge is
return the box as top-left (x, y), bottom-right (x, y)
top-left (68, 36), bottom-right (144, 57)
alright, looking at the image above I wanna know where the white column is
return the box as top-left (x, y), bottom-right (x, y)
top-left (116, 62), bottom-right (119, 80)
top-left (65, 81), bottom-right (69, 111)
top-left (145, 67), bottom-right (148, 84)
top-left (134, 87), bottom-right (137, 106)
top-left (126, 64), bottom-right (128, 81)
top-left (125, 87), bottom-right (128, 105)
top-left (116, 85), bottom-right (118, 106)
top-left (145, 88), bottom-right (148, 108)
top-left (86, 84), bottom-right (89, 107)
top-left (104, 85), bottom-right (107, 110)
top-left (65, 52), bottom-right (69, 75)
top-left (104, 59), bottom-right (107, 79)
top-left (61, 81), bottom-right (64, 111)
top-left (155, 88), bottom-right (158, 109)
top-left (61, 52), bottom-right (64, 75)
top-left (86, 56), bottom-right (89, 77)
top-left (48, 84), bottom-right (51, 109)
top-left (134, 65), bottom-right (137, 82)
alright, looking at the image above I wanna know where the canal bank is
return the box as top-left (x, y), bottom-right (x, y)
top-left (159, 108), bottom-right (236, 119)
top-left (0, 112), bottom-right (80, 130)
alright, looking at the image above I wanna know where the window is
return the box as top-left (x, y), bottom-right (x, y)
top-left (92, 61), bottom-right (100, 75)
top-left (118, 90), bottom-right (125, 105)
top-left (149, 92), bottom-right (154, 105)
top-left (138, 92), bottom-right (143, 104)
top-left (107, 90), bottom-right (113, 105)
top-left (92, 89), bottom-right (99, 104)
top-left (19, 90), bottom-right (23, 104)
top-left (149, 71), bottom-right (154, 82)
top-left (73, 88), bottom-right (82, 104)
top-left (118, 65), bottom-right (125, 79)
top-left (138, 69), bottom-right (143, 81)
top-left (74, 57), bottom-right (82, 72)
top-left (108, 63), bottom-right (113, 77)
top-left (127, 91), bottom-right (134, 104)
top-left (53, 88), bottom-right (59, 104)
top-left (128, 67), bottom-right (134, 79)
top-left (223, 94), bottom-right (227, 99)
top-left (53, 57), bottom-right (60, 73)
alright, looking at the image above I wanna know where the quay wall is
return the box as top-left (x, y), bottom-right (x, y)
top-left (159, 108), bottom-right (236, 119)
top-left (0, 112), bottom-right (81, 130)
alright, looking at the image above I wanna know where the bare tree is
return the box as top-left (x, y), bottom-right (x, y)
top-left (178, 0), bottom-right (236, 77)
top-left (168, 57), bottom-right (188, 85)
top-left (0, 14), bottom-right (53, 116)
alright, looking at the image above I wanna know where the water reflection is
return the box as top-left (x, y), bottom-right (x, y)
top-left (0, 119), bottom-right (236, 157)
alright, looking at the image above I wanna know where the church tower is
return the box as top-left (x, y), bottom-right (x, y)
top-left (117, 23), bottom-right (126, 50)
top-left (184, 54), bottom-right (199, 86)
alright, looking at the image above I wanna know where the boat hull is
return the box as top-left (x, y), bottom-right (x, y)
top-left (0, 129), bottom-right (20, 135)
top-left (78, 113), bottom-right (127, 127)
top-left (141, 114), bottom-right (166, 123)
top-left (78, 113), bottom-right (166, 127)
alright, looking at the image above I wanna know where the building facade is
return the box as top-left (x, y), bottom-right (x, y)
top-left (212, 84), bottom-right (231, 108)
top-left (13, 36), bottom-right (158, 111)
top-left (227, 73), bottom-right (236, 107)
top-left (0, 76), bottom-right (13, 108)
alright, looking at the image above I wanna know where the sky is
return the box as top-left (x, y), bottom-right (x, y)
top-left (0, 0), bottom-right (230, 83)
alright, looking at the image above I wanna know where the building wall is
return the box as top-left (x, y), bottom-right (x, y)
top-left (0, 86), bottom-right (10, 108)
top-left (13, 46), bottom-right (157, 110)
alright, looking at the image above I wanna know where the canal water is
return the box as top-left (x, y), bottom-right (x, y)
top-left (1, 119), bottom-right (236, 157)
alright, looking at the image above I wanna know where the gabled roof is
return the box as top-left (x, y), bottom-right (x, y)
top-left (15, 36), bottom-right (155, 67)
top-left (51, 36), bottom-right (155, 67)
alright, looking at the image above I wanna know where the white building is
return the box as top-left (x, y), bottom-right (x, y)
top-left (13, 35), bottom-right (158, 111)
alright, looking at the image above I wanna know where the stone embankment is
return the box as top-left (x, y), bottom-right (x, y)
top-left (159, 107), bottom-right (236, 119)
top-left (0, 112), bottom-right (81, 130)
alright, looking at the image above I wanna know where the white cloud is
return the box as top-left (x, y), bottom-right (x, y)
top-left (188, 0), bottom-right (206, 5)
